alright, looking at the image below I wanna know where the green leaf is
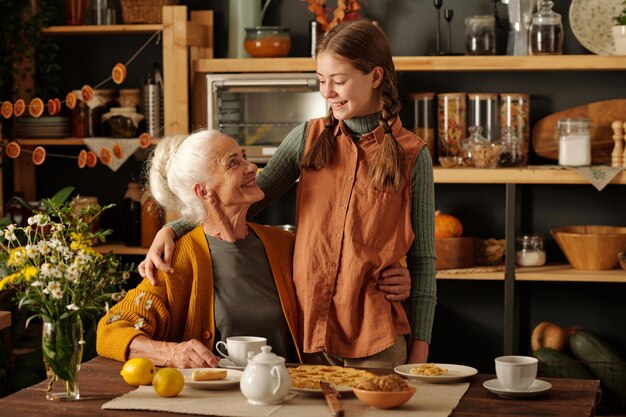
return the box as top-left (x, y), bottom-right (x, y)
top-left (50, 187), bottom-right (75, 205)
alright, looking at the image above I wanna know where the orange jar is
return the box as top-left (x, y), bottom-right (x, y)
top-left (244, 26), bottom-right (291, 58)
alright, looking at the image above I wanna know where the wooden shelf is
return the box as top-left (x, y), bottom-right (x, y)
top-left (94, 242), bottom-right (147, 256)
top-left (12, 138), bottom-right (158, 146)
top-left (437, 264), bottom-right (626, 282)
top-left (515, 264), bottom-right (626, 283)
top-left (194, 55), bottom-right (626, 74)
top-left (42, 24), bottom-right (162, 35)
top-left (433, 166), bottom-right (626, 185)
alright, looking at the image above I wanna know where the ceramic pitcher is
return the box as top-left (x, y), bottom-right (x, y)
top-left (228, 0), bottom-right (273, 58)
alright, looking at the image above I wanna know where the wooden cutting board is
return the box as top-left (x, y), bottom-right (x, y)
top-left (531, 99), bottom-right (626, 164)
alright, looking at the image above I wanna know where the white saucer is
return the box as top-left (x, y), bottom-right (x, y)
top-left (483, 379), bottom-right (552, 398)
top-left (218, 358), bottom-right (246, 370)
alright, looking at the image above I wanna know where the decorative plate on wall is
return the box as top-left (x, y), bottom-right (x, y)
top-left (569, 0), bottom-right (623, 55)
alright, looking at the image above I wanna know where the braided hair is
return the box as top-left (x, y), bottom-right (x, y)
top-left (300, 20), bottom-right (405, 192)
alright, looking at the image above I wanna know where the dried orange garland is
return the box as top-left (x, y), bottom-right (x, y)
top-left (304, 0), bottom-right (363, 31)
top-left (0, 32), bottom-right (162, 166)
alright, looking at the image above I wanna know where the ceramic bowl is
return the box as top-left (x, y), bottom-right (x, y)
top-left (551, 225), bottom-right (626, 270)
top-left (352, 386), bottom-right (416, 409)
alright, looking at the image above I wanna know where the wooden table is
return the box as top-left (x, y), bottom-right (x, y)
top-left (0, 356), bottom-right (601, 417)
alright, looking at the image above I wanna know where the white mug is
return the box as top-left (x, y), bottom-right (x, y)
top-left (495, 355), bottom-right (538, 391)
top-left (215, 336), bottom-right (267, 366)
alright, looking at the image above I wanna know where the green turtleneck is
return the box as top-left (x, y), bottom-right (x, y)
top-left (170, 113), bottom-right (437, 345)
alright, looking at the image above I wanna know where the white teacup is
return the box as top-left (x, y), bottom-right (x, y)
top-left (495, 355), bottom-right (538, 391)
top-left (215, 336), bottom-right (267, 367)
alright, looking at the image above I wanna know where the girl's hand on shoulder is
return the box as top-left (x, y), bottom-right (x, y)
top-left (138, 226), bottom-right (177, 285)
top-left (378, 262), bottom-right (411, 301)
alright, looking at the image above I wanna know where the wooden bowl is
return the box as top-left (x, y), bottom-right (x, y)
top-left (352, 386), bottom-right (416, 409)
top-left (435, 237), bottom-right (475, 270)
top-left (551, 226), bottom-right (626, 270)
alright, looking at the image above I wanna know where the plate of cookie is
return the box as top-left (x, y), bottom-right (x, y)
top-left (179, 368), bottom-right (243, 390)
top-left (394, 363), bottom-right (478, 384)
top-left (288, 365), bottom-right (376, 396)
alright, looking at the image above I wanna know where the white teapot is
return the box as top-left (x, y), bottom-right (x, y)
top-left (240, 345), bottom-right (291, 405)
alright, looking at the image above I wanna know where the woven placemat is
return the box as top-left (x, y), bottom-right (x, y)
top-left (438, 265), bottom-right (505, 274)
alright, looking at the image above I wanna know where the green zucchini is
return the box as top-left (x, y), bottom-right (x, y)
top-left (533, 347), bottom-right (595, 379)
top-left (569, 330), bottom-right (626, 396)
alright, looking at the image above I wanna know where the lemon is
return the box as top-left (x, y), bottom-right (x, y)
top-left (120, 358), bottom-right (156, 386)
top-left (152, 367), bottom-right (185, 397)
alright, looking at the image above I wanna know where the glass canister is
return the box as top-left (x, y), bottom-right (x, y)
top-left (71, 88), bottom-right (115, 138)
top-left (500, 93), bottom-right (529, 164)
top-left (407, 92), bottom-right (436, 161)
top-left (557, 118), bottom-right (591, 166)
top-left (498, 126), bottom-right (526, 166)
top-left (468, 93), bottom-right (498, 141)
top-left (437, 92), bottom-right (467, 157)
top-left (464, 15), bottom-right (496, 55)
top-left (516, 234), bottom-right (546, 266)
top-left (244, 26), bottom-right (291, 58)
top-left (529, 0), bottom-right (563, 55)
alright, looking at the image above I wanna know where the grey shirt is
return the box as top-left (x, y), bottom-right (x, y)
top-left (207, 229), bottom-right (293, 360)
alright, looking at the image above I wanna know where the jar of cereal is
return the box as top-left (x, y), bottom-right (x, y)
top-left (437, 92), bottom-right (467, 158)
top-left (407, 92), bottom-right (436, 162)
top-left (500, 93), bottom-right (529, 165)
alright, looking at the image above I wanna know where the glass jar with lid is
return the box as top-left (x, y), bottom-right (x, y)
top-left (516, 234), bottom-right (546, 267)
top-left (498, 126), bottom-right (526, 166)
top-left (407, 92), bottom-right (436, 162)
top-left (500, 93), bottom-right (530, 164)
top-left (468, 93), bottom-right (498, 141)
top-left (464, 15), bottom-right (496, 55)
top-left (437, 92), bottom-right (466, 158)
top-left (244, 26), bottom-right (291, 58)
top-left (557, 118), bottom-right (591, 166)
top-left (529, 0), bottom-right (563, 55)
top-left (468, 126), bottom-right (502, 168)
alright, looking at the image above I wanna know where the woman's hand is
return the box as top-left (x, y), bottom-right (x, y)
top-left (129, 336), bottom-right (220, 368)
top-left (378, 262), bottom-right (411, 301)
top-left (164, 339), bottom-right (220, 368)
top-left (138, 226), bottom-right (177, 285)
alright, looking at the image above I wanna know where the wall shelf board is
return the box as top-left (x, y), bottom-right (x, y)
top-left (515, 264), bottom-right (626, 283)
top-left (42, 25), bottom-right (163, 35)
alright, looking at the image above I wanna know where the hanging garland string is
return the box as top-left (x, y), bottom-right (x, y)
top-left (0, 31), bottom-right (161, 167)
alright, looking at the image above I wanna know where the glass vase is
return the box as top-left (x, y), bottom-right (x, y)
top-left (42, 315), bottom-right (84, 401)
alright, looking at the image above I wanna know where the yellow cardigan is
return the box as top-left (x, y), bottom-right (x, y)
top-left (96, 223), bottom-right (301, 362)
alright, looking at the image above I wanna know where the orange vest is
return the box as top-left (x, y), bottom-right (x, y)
top-left (294, 117), bottom-right (425, 358)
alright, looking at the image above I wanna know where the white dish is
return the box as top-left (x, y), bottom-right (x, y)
top-left (179, 368), bottom-right (243, 390)
top-left (569, 0), bottom-right (624, 55)
top-left (290, 385), bottom-right (354, 397)
top-left (482, 378), bottom-right (552, 398)
top-left (394, 363), bottom-right (478, 384)
top-left (218, 358), bottom-right (246, 370)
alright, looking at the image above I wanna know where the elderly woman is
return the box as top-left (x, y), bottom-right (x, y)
top-left (96, 130), bottom-right (301, 368)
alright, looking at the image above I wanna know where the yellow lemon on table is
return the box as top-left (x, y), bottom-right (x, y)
top-left (152, 367), bottom-right (185, 397)
top-left (120, 358), bottom-right (156, 386)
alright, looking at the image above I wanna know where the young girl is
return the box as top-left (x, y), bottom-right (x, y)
top-left (141, 20), bottom-right (436, 368)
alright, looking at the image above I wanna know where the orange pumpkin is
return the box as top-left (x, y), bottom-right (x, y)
top-left (434, 210), bottom-right (463, 239)
top-left (531, 321), bottom-right (569, 352)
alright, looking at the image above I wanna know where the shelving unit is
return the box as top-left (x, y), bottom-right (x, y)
top-left (193, 55), bottom-right (626, 356)
top-left (1, 6), bottom-right (213, 255)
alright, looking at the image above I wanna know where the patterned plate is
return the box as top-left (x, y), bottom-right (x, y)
top-left (569, 0), bottom-right (623, 55)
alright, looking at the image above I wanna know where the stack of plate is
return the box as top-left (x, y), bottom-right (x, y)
top-left (13, 116), bottom-right (72, 139)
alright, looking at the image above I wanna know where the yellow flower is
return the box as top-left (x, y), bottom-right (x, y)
top-left (22, 266), bottom-right (38, 281)
top-left (8, 247), bottom-right (26, 267)
top-left (0, 272), bottom-right (20, 292)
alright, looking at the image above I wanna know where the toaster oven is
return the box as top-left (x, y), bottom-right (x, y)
top-left (205, 73), bottom-right (327, 163)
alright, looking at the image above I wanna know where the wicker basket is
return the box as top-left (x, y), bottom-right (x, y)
top-left (538, 360), bottom-right (626, 415)
top-left (119, 0), bottom-right (178, 24)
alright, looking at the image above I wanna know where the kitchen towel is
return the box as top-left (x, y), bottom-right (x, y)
top-left (83, 138), bottom-right (140, 172)
top-left (101, 380), bottom-right (469, 417)
top-left (570, 166), bottom-right (624, 191)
